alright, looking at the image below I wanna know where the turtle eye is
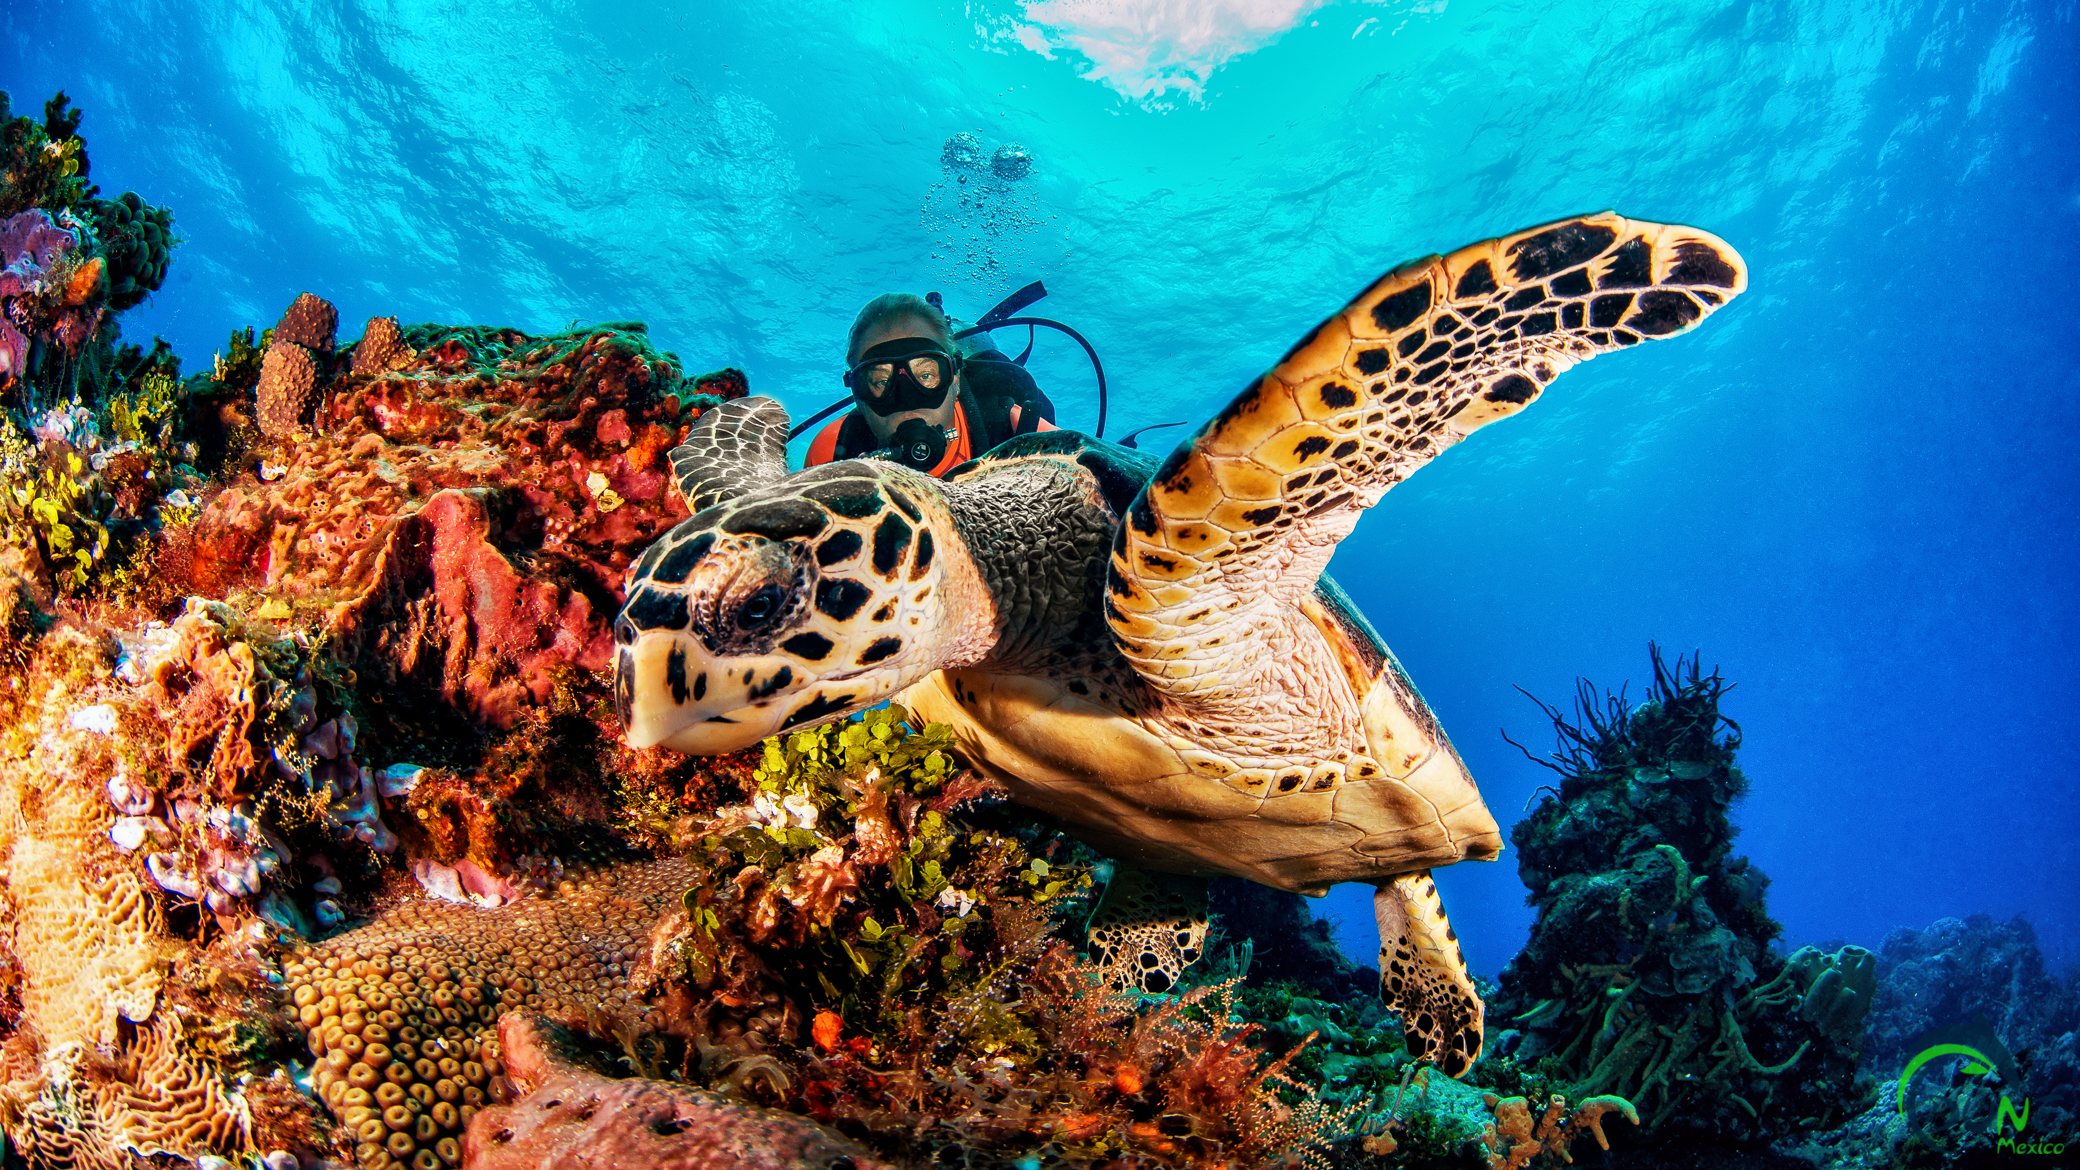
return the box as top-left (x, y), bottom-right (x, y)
top-left (735, 583), bottom-right (787, 630)
top-left (613, 616), bottom-right (636, 645)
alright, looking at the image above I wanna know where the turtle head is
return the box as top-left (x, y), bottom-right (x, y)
top-left (616, 464), bottom-right (984, 754)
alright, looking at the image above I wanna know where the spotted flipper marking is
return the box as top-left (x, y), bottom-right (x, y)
top-left (668, 395), bottom-right (793, 513)
top-left (1107, 213), bottom-right (1746, 702)
top-left (1376, 871), bottom-right (1483, 1078)
top-left (1086, 868), bottom-right (1210, 995)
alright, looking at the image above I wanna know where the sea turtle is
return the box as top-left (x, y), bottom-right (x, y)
top-left (614, 212), bottom-right (1747, 1076)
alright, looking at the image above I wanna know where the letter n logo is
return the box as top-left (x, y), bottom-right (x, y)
top-left (1995, 1095), bottom-right (2031, 1136)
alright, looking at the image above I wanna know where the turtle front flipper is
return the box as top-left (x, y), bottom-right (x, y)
top-left (667, 394), bottom-right (793, 511)
top-left (1376, 871), bottom-right (1483, 1077)
top-left (1086, 867), bottom-right (1210, 994)
top-left (1106, 213), bottom-right (1746, 702)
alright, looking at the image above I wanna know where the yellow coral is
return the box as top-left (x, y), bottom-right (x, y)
top-left (1481, 1091), bottom-right (1639, 1168)
top-left (1, 1017), bottom-right (253, 1169)
top-left (5, 839), bottom-right (162, 1048)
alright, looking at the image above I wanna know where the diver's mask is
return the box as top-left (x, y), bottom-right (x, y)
top-left (844, 338), bottom-right (961, 417)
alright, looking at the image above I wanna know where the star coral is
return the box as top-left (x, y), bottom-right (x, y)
top-left (282, 859), bottom-right (692, 1170)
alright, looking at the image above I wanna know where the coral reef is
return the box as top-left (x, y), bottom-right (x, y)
top-left (191, 315), bottom-right (716, 729)
top-left (0, 92), bottom-right (93, 219)
top-left (1863, 914), bottom-right (2080, 1079)
top-left (1, 208), bottom-right (105, 392)
top-left (2, 82), bottom-right (1373, 1170)
top-left (0, 91), bottom-right (176, 412)
top-left (1487, 648), bottom-right (1871, 1146)
top-left (0, 85), bottom-right (1925, 1170)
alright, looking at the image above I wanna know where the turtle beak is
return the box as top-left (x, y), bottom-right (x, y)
top-left (618, 634), bottom-right (711, 751)
top-left (617, 632), bottom-right (808, 755)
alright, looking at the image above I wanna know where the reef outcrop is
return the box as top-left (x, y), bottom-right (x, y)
top-left (1487, 648), bottom-right (1873, 1147)
top-left (0, 92), bottom-right (174, 410)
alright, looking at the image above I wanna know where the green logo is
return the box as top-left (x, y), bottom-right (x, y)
top-left (1898, 1014), bottom-right (2065, 1157)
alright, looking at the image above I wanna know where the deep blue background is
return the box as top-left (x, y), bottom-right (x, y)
top-left (5, 0), bottom-right (2076, 980)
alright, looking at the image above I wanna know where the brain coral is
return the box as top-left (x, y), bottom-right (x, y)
top-left (5, 838), bottom-right (162, 1049)
top-left (0, 640), bottom-right (162, 1052)
top-left (0, 632), bottom-right (263, 1169)
top-left (283, 858), bottom-right (693, 1170)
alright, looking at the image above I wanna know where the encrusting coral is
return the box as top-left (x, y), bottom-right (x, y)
top-left (463, 1013), bottom-right (895, 1170)
top-left (187, 314), bottom-right (709, 729)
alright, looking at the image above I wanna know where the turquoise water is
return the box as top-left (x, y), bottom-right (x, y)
top-left (5, 0), bottom-right (2075, 979)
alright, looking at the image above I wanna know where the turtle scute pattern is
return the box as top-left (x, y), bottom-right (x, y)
top-left (1083, 868), bottom-right (1210, 994)
top-left (1108, 213), bottom-right (1747, 712)
top-left (668, 396), bottom-right (792, 513)
top-left (283, 859), bottom-right (693, 1170)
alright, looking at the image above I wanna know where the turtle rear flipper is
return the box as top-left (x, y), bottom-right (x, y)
top-left (1087, 867), bottom-right (1210, 994)
top-left (668, 395), bottom-right (793, 511)
top-left (1107, 214), bottom-right (1746, 704)
top-left (1376, 871), bottom-right (1484, 1078)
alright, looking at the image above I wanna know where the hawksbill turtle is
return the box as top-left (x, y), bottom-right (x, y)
top-left (613, 212), bottom-right (1747, 1076)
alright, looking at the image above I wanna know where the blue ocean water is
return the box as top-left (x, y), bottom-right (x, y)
top-left (5, 0), bottom-right (2075, 983)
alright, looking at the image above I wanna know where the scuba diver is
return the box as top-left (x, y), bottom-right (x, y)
top-left (804, 292), bottom-right (1058, 477)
